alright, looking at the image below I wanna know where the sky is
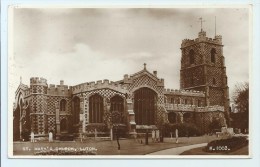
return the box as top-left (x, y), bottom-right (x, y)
top-left (10, 7), bottom-right (249, 101)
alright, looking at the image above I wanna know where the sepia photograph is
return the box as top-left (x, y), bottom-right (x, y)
top-left (8, 6), bottom-right (250, 158)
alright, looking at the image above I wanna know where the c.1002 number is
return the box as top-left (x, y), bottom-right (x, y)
top-left (216, 146), bottom-right (229, 151)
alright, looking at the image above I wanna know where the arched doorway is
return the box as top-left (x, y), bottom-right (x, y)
top-left (183, 112), bottom-right (192, 123)
top-left (89, 94), bottom-right (104, 123)
top-left (60, 119), bottom-right (68, 133)
top-left (134, 87), bottom-right (157, 125)
top-left (168, 112), bottom-right (177, 124)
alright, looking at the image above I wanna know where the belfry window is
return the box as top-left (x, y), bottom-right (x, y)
top-left (211, 48), bottom-right (216, 63)
top-left (189, 49), bottom-right (195, 65)
top-left (213, 78), bottom-right (216, 85)
top-left (60, 99), bottom-right (67, 111)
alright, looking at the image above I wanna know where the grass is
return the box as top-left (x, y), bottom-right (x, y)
top-left (13, 135), bottom-right (223, 156)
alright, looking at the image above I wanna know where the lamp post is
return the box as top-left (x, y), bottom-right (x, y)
top-left (115, 124), bottom-right (120, 150)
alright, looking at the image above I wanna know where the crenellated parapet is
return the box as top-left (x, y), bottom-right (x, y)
top-left (30, 77), bottom-right (48, 86)
top-left (72, 79), bottom-right (129, 94)
top-left (47, 84), bottom-right (71, 96)
top-left (181, 31), bottom-right (222, 49)
top-left (164, 88), bottom-right (205, 97)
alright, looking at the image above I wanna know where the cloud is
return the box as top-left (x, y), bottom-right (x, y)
top-left (11, 7), bottom-right (250, 101)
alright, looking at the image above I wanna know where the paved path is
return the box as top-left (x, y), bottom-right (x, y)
top-left (147, 143), bottom-right (207, 155)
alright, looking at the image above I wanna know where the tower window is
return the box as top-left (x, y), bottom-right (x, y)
top-left (213, 78), bottom-right (216, 85)
top-left (60, 99), bottom-right (67, 111)
top-left (189, 49), bottom-right (195, 65)
top-left (211, 48), bottom-right (216, 63)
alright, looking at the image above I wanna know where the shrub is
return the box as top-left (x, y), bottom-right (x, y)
top-left (60, 134), bottom-right (74, 141)
top-left (164, 123), bottom-right (202, 137)
top-left (205, 136), bottom-right (248, 153)
top-left (21, 129), bottom-right (30, 141)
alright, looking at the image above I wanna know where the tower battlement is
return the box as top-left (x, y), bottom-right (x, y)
top-left (30, 77), bottom-right (47, 86)
top-left (181, 31), bottom-right (222, 48)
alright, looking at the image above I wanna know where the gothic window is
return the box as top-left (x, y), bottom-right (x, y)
top-left (89, 94), bottom-right (104, 123)
top-left (110, 95), bottom-right (124, 116)
top-left (184, 99), bottom-right (188, 104)
top-left (170, 98), bottom-right (174, 104)
top-left (168, 112), bottom-right (177, 124)
top-left (110, 95), bottom-right (124, 124)
top-left (198, 99), bottom-right (201, 107)
top-left (189, 49), bottom-right (195, 65)
top-left (211, 48), bottom-right (216, 63)
top-left (134, 87), bottom-right (157, 125)
top-left (72, 96), bottom-right (80, 129)
top-left (60, 99), bottom-right (67, 111)
top-left (176, 98), bottom-right (180, 104)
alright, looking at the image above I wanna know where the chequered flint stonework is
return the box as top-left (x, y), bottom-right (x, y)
top-left (181, 44), bottom-right (204, 68)
top-left (47, 96), bottom-right (71, 114)
top-left (180, 66), bottom-right (204, 88)
top-left (74, 88), bottom-right (126, 131)
top-left (47, 116), bottom-right (56, 132)
top-left (209, 88), bottom-right (224, 106)
top-left (128, 74), bottom-right (158, 93)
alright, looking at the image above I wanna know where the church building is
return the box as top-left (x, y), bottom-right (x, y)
top-left (13, 30), bottom-right (230, 141)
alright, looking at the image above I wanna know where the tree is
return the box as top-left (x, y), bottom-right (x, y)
top-left (104, 110), bottom-right (122, 149)
top-left (231, 82), bottom-right (249, 133)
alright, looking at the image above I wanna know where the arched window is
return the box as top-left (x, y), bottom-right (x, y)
top-left (89, 94), bottom-right (104, 123)
top-left (213, 78), bottom-right (216, 85)
top-left (189, 49), bottom-right (195, 65)
top-left (184, 99), bottom-right (188, 104)
top-left (110, 95), bottom-right (124, 123)
top-left (170, 98), bottom-right (174, 104)
top-left (110, 95), bottom-right (124, 113)
top-left (168, 112), bottom-right (177, 124)
top-left (183, 113), bottom-right (191, 123)
top-left (198, 99), bottom-right (201, 107)
top-left (60, 99), bottom-right (67, 111)
top-left (211, 48), bottom-right (216, 63)
top-left (176, 98), bottom-right (180, 104)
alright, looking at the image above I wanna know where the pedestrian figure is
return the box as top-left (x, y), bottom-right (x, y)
top-left (49, 131), bottom-right (53, 142)
top-left (30, 131), bottom-right (35, 142)
top-left (80, 133), bottom-right (83, 142)
top-left (152, 130), bottom-right (155, 142)
top-left (175, 129), bottom-right (179, 143)
top-left (156, 130), bottom-right (160, 142)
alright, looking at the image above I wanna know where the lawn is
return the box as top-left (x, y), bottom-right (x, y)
top-left (13, 135), bottom-right (224, 156)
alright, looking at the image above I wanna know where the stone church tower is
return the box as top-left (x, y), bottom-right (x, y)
top-left (180, 30), bottom-right (230, 123)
